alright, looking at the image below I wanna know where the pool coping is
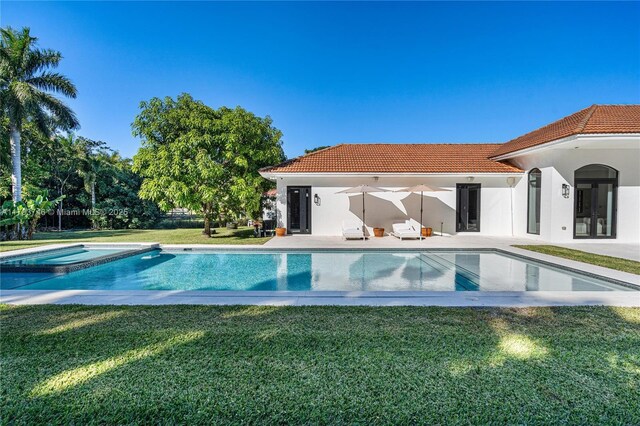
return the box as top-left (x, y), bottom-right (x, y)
top-left (1, 242), bottom-right (638, 307)
top-left (1, 290), bottom-right (638, 307)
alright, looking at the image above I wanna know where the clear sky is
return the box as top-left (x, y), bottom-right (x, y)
top-left (3, 1), bottom-right (639, 159)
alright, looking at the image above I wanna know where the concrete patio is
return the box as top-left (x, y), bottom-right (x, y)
top-left (264, 234), bottom-right (640, 261)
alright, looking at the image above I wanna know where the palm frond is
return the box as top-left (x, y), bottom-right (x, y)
top-left (24, 49), bottom-right (62, 76)
top-left (26, 72), bottom-right (77, 97)
top-left (34, 91), bottom-right (79, 130)
top-left (9, 80), bottom-right (37, 104)
top-left (27, 104), bottom-right (51, 136)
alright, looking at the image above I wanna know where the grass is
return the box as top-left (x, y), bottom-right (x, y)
top-left (0, 227), bottom-right (271, 252)
top-left (1, 305), bottom-right (639, 424)
top-left (514, 245), bottom-right (640, 275)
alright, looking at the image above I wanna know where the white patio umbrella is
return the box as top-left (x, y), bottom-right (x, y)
top-left (396, 184), bottom-right (449, 239)
top-left (337, 185), bottom-right (390, 237)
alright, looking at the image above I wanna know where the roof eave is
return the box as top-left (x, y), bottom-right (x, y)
top-left (490, 133), bottom-right (640, 160)
top-left (260, 171), bottom-right (523, 179)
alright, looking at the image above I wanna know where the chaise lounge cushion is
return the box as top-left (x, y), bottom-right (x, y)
top-left (391, 221), bottom-right (420, 239)
top-left (342, 221), bottom-right (365, 239)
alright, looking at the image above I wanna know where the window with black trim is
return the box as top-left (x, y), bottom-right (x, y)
top-left (527, 168), bottom-right (541, 234)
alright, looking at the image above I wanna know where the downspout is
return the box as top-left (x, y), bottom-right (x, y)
top-left (507, 177), bottom-right (516, 237)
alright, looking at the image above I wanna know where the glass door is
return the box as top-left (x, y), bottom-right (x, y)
top-left (574, 183), bottom-right (593, 237)
top-left (574, 182), bottom-right (616, 238)
top-left (574, 164), bottom-right (617, 239)
top-left (456, 184), bottom-right (481, 232)
top-left (287, 186), bottom-right (311, 234)
top-left (595, 183), bottom-right (615, 237)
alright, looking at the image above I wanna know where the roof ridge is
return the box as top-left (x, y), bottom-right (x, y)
top-left (300, 144), bottom-right (344, 158)
top-left (336, 142), bottom-right (502, 146)
top-left (575, 104), bottom-right (599, 133)
top-left (589, 103), bottom-right (639, 106)
top-left (501, 105), bottom-right (594, 147)
top-left (258, 144), bottom-right (344, 173)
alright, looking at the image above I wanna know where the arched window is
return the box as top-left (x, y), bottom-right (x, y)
top-left (575, 164), bottom-right (618, 179)
top-left (527, 168), bottom-right (542, 234)
top-left (574, 164), bottom-right (618, 238)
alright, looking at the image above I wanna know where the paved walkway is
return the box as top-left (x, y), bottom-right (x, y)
top-left (265, 235), bottom-right (640, 261)
top-left (264, 234), bottom-right (538, 250)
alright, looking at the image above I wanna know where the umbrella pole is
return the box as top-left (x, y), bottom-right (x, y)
top-left (420, 191), bottom-right (424, 240)
top-left (362, 192), bottom-right (366, 240)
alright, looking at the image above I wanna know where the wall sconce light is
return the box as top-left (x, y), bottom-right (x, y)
top-left (562, 184), bottom-right (570, 199)
top-left (466, 176), bottom-right (475, 183)
top-left (314, 194), bottom-right (320, 206)
top-left (373, 176), bottom-right (379, 182)
top-left (506, 177), bottom-right (516, 187)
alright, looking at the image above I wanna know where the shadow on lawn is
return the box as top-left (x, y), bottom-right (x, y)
top-left (2, 305), bottom-right (639, 424)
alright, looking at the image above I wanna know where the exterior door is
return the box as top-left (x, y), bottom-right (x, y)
top-left (456, 184), bottom-right (481, 232)
top-left (574, 182), bottom-right (617, 238)
top-left (287, 186), bottom-right (311, 234)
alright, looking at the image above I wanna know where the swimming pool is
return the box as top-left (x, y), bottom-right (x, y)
top-left (1, 249), bottom-right (634, 292)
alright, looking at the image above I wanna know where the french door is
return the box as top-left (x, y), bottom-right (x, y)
top-left (287, 186), bottom-right (311, 234)
top-left (456, 184), bottom-right (481, 232)
top-left (574, 181), bottom-right (617, 239)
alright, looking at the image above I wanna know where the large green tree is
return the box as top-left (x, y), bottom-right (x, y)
top-left (0, 26), bottom-right (78, 202)
top-left (90, 152), bottom-right (162, 230)
top-left (132, 94), bottom-right (285, 236)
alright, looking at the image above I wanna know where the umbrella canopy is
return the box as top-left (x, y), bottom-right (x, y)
top-left (337, 185), bottom-right (390, 237)
top-left (395, 184), bottom-right (450, 239)
top-left (337, 185), bottom-right (389, 194)
top-left (396, 184), bottom-right (448, 193)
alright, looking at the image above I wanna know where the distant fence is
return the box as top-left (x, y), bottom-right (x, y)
top-left (157, 210), bottom-right (206, 229)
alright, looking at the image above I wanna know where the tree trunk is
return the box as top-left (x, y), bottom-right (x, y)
top-left (91, 181), bottom-right (96, 229)
top-left (9, 121), bottom-right (22, 202)
top-left (58, 193), bottom-right (63, 231)
top-left (91, 181), bottom-right (96, 209)
top-left (203, 216), bottom-right (211, 237)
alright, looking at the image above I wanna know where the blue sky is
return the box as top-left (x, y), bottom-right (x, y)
top-left (3, 1), bottom-right (639, 159)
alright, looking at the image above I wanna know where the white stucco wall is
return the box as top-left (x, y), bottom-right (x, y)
top-left (273, 175), bottom-right (521, 237)
top-left (265, 135), bottom-right (640, 243)
top-left (509, 137), bottom-right (640, 243)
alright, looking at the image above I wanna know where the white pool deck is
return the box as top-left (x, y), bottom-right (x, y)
top-left (1, 235), bottom-right (639, 307)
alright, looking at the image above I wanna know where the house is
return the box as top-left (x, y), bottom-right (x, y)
top-left (259, 105), bottom-right (640, 243)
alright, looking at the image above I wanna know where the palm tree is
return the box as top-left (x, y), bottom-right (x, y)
top-left (0, 26), bottom-right (78, 202)
top-left (76, 138), bottom-right (108, 228)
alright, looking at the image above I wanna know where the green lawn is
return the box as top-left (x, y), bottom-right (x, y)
top-left (1, 305), bottom-right (638, 424)
top-left (0, 227), bottom-right (271, 252)
top-left (513, 245), bottom-right (640, 275)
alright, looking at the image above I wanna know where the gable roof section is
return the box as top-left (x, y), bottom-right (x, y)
top-left (261, 144), bottom-right (522, 174)
top-left (490, 105), bottom-right (640, 158)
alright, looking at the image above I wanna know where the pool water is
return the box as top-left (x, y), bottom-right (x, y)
top-left (0, 246), bottom-right (128, 266)
top-left (0, 250), bottom-right (633, 292)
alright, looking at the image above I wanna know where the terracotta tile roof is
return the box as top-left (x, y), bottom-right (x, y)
top-left (261, 144), bottom-right (522, 174)
top-left (491, 105), bottom-right (640, 158)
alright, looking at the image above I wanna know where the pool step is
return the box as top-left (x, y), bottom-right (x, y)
top-left (419, 253), bottom-right (480, 291)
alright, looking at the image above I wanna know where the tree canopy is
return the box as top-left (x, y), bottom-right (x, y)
top-left (132, 94), bottom-right (285, 236)
top-left (0, 26), bottom-right (78, 201)
top-left (304, 145), bottom-right (331, 154)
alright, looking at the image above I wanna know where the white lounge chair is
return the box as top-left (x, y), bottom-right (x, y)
top-left (342, 221), bottom-right (366, 240)
top-left (390, 221), bottom-right (420, 240)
